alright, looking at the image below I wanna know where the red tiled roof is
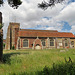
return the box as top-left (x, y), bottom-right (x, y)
top-left (19, 29), bottom-right (75, 38)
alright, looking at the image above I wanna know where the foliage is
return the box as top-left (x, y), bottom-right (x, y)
top-left (36, 61), bottom-right (75, 75)
top-left (0, 0), bottom-right (22, 9)
top-left (0, 0), bottom-right (3, 5)
top-left (38, 0), bottom-right (65, 10)
top-left (0, 0), bottom-right (65, 9)
top-left (8, 0), bottom-right (22, 9)
top-left (11, 45), bottom-right (15, 50)
top-left (0, 23), bottom-right (3, 29)
top-left (36, 57), bottom-right (75, 75)
top-left (3, 43), bottom-right (5, 49)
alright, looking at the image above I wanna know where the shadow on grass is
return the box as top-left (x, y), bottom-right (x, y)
top-left (3, 52), bottom-right (29, 64)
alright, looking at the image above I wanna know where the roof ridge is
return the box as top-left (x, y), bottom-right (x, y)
top-left (20, 29), bottom-right (58, 32)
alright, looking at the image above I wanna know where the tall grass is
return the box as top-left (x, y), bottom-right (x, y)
top-left (0, 49), bottom-right (75, 75)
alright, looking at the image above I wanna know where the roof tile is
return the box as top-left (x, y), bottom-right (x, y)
top-left (19, 29), bottom-right (74, 38)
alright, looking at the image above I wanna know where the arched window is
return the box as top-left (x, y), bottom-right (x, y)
top-left (41, 39), bottom-right (45, 46)
top-left (71, 41), bottom-right (74, 45)
top-left (58, 39), bottom-right (62, 46)
top-left (50, 39), bottom-right (54, 46)
top-left (23, 39), bottom-right (28, 47)
top-left (65, 39), bottom-right (68, 46)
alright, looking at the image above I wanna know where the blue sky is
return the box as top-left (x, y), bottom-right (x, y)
top-left (62, 21), bottom-right (71, 31)
top-left (0, 0), bottom-right (75, 39)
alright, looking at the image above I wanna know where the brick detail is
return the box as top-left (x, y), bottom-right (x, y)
top-left (5, 23), bottom-right (20, 50)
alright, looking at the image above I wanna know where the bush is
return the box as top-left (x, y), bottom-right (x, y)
top-left (0, 23), bottom-right (3, 29)
top-left (36, 57), bottom-right (75, 75)
top-left (3, 43), bottom-right (5, 49)
top-left (11, 45), bottom-right (15, 50)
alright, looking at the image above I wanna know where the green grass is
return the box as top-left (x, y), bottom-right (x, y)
top-left (0, 49), bottom-right (75, 75)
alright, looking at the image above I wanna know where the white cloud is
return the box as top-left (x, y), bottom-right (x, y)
top-left (55, 2), bottom-right (75, 25)
top-left (0, 0), bottom-right (75, 39)
top-left (46, 27), bottom-right (61, 31)
top-left (70, 26), bottom-right (75, 32)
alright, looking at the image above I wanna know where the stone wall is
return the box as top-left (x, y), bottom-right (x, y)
top-left (5, 23), bottom-right (20, 50)
top-left (17, 37), bottom-right (73, 49)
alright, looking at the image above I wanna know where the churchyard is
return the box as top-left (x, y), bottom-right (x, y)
top-left (0, 49), bottom-right (75, 75)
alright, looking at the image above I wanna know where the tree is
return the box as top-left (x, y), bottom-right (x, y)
top-left (0, 0), bottom-right (22, 63)
top-left (0, 29), bottom-right (3, 63)
top-left (38, 0), bottom-right (65, 10)
top-left (0, 0), bottom-right (22, 9)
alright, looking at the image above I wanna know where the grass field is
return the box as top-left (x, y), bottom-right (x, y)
top-left (0, 49), bottom-right (75, 75)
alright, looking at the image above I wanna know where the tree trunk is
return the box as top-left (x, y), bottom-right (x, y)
top-left (0, 29), bottom-right (3, 62)
top-left (0, 12), bottom-right (3, 63)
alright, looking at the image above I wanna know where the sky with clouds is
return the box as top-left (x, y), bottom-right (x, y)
top-left (0, 0), bottom-right (75, 39)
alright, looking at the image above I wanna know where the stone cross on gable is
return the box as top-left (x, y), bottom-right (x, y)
top-left (37, 36), bottom-right (39, 39)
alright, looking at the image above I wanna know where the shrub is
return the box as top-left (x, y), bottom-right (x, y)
top-left (11, 45), bottom-right (15, 50)
top-left (3, 43), bottom-right (5, 49)
top-left (0, 23), bottom-right (3, 29)
top-left (36, 57), bottom-right (75, 75)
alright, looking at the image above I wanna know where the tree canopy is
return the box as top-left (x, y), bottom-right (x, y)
top-left (0, 0), bottom-right (22, 9)
top-left (0, 0), bottom-right (65, 9)
top-left (38, 0), bottom-right (65, 10)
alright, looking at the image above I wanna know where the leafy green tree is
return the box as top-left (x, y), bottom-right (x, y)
top-left (38, 0), bottom-right (65, 10)
top-left (0, 0), bottom-right (22, 9)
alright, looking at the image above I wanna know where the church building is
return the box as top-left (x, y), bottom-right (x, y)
top-left (5, 22), bottom-right (75, 50)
